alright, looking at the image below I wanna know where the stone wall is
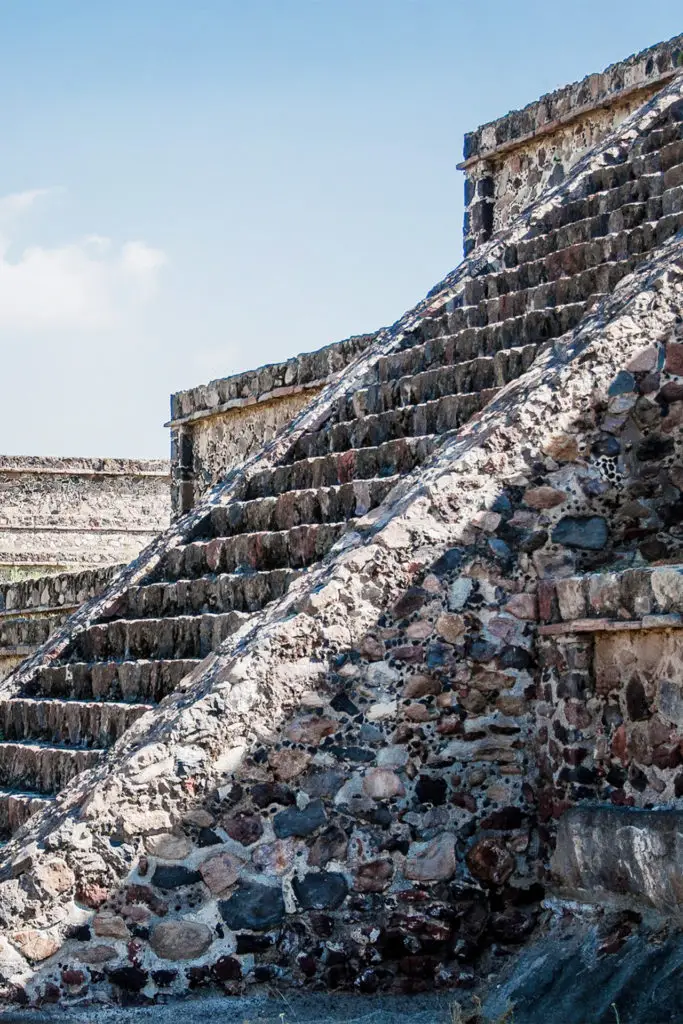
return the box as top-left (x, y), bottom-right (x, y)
top-left (0, 457), bottom-right (171, 581)
top-left (0, 196), bottom-right (681, 1004)
top-left (460, 34), bottom-right (683, 254)
top-left (167, 336), bottom-right (375, 516)
top-left (0, 567), bottom-right (123, 682)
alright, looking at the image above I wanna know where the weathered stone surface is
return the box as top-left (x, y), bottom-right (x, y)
top-left (93, 913), bottom-right (129, 939)
top-left (199, 851), bottom-right (242, 895)
top-left (405, 834), bottom-right (457, 881)
top-left (552, 517), bottom-right (608, 550)
top-left (524, 486), bottom-right (567, 510)
top-left (10, 929), bottom-right (60, 963)
top-left (33, 858), bottom-right (75, 896)
top-left (223, 812), bottom-right (264, 846)
top-left (146, 833), bottom-right (193, 861)
top-left (273, 800), bottom-right (327, 838)
top-left (292, 872), bottom-right (349, 910)
top-left (150, 920), bottom-right (213, 961)
top-left (362, 768), bottom-right (405, 800)
top-left (219, 882), bottom-right (286, 931)
top-left (151, 865), bottom-right (202, 890)
top-left (466, 838), bottom-right (515, 886)
top-left (269, 747), bottom-right (310, 781)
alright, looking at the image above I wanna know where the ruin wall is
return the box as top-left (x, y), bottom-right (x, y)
top-left (460, 33), bottom-right (683, 254)
top-left (0, 457), bottom-right (170, 581)
top-left (167, 335), bottom-right (375, 516)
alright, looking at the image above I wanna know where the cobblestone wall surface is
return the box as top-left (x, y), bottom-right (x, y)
top-left (168, 337), bottom-right (375, 515)
top-left (0, 458), bottom-right (170, 581)
top-left (461, 34), bottom-right (683, 253)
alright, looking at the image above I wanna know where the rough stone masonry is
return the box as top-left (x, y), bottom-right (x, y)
top-left (0, 33), bottom-right (682, 1016)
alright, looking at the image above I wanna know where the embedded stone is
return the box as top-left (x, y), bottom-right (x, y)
top-left (183, 809), bottom-right (215, 828)
top-left (212, 955), bottom-right (242, 982)
top-left (146, 833), bottom-right (193, 861)
top-left (543, 434), bottom-right (579, 461)
top-left (33, 858), bottom-right (75, 896)
top-left (392, 587), bottom-right (428, 618)
top-left (435, 613), bottom-right (466, 643)
top-left (448, 577), bottom-right (473, 611)
top-left (269, 747), bottom-right (311, 781)
top-left (362, 768), bottom-right (405, 800)
top-left (466, 837), bottom-right (515, 886)
top-left (552, 516), bottom-right (608, 550)
top-left (223, 812), bottom-right (264, 846)
top-left (199, 851), bottom-right (242, 895)
top-left (219, 881), bottom-right (286, 931)
top-left (11, 929), bottom-right (60, 963)
top-left (405, 834), bottom-right (457, 881)
top-left (432, 547), bottom-right (464, 575)
top-left (308, 825), bottom-right (349, 867)
top-left (274, 799), bottom-right (327, 838)
top-left (292, 871), bottom-right (349, 910)
top-left (627, 346), bottom-right (659, 373)
top-left (150, 920), bottom-right (213, 961)
top-left (523, 486), bottom-right (567, 509)
top-left (78, 944), bottom-right (118, 965)
top-left (636, 434), bottom-right (675, 461)
top-left (151, 865), bottom-right (202, 890)
top-left (665, 342), bottom-right (683, 375)
top-left (252, 838), bottom-right (306, 875)
top-left (107, 966), bottom-right (149, 992)
top-left (75, 882), bottom-right (110, 909)
top-left (93, 913), bottom-right (129, 940)
top-left (354, 859), bottom-right (394, 893)
top-left (251, 782), bottom-right (295, 808)
top-left (503, 593), bottom-right (538, 620)
top-left (285, 716), bottom-right (336, 745)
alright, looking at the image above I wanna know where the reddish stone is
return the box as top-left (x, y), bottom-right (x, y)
top-left (61, 969), bottom-right (85, 987)
top-left (466, 837), bottom-right (515, 887)
top-left (223, 812), bottom-right (264, 846)
top-left (611, 725), bottom-right (628, 764)
top-left (665, 342), bottom-right (683, 376)
top-left (354, 859), bottom-right (394, 893)
top-left (75, 883), bottom-right (109, 909)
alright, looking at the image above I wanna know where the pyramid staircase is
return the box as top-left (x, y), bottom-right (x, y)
top-left (1, 84), bottom-right (682, 841)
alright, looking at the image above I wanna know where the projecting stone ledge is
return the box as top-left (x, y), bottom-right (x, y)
top-left (552, 806), bottom-right (683, 914)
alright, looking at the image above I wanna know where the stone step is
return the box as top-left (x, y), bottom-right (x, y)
top-left (342, 346), bottom-right (537, 420)
top-left (0, 697), bottom-right (150, 747)
top-left (164, 523), bottom-right (346, 581)
top-left (65, 611), bottom-right (246, 664)
top-left (289, 390), bottom-right (494, 461)
top-left (0, 789), bottom-right (54, 837)
top-left (24, 659), bottom-right (201, 703)
top-left (246, 437), bottom-right (437, 499)
top-left (0, 742), bottom-right (103, 794)
top-left (195, 478), bottom-right (395, 540)
top-left (115, 568), bottom-right (299, 620)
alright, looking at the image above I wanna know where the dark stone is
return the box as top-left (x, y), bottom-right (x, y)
top-left (466, 837), bottom-right (515, 887)
top-left (659, 381), bottom-right (683, 403)
top-left (432, 547), bottom-right (464, 575)
top-left (328, 745), bottom-right (375, 763)
top-left (151, 970), bottom-right (177, 987)
top-left (65, 924), bottom-right (91, 942)
top-left (330, 693), bottom-right (359, 715)
top-left (107, 967), bottom-right (149, 992)
top-left (608, 371), bottom-right (636, 397)
top-left (488, 538), bottom-right (512, 562)
top-left (552, 516), bottom-right (609, 550)
top-left (292, 872), bottom-right (349, 910)
top-left (219, 882), bottom-right (286, 931)
top-left (301, 769), bottom-right (345, 799)
top-left (469, 639), bottom-right (501, 662)
top-left (592, 434), bottom-right (622, 457)
top-left (197, 828), bottom-right (222, 847)
top-left (626, 679), bottom-right (650, 721)
top-left (636, 434), bottom-right (675, 461)
top-left (490, 908), bottom-right (537, 943)
top-left (640, 537), bottom-right (671, 561)
top-left (415, 775), bottom-right (447, 806)
top-left (480, 807), bottom-right (524, 830)
top-left (235, 933), bottom-right (273, 954)
top-left (392, 587), bottom-right (428, 618)
top-left (212, 956), bottom-right (242, 982)
top-left (273, 799), bottom-right (327, 838)
top-left (151, 865), bottom-right (201, 890)
top-left (251, 783), bottom-right (295, 808)
top-left (308, 825), bottom-right (349, 867)
top-left (224, 812), bottom-right (264, 846)
top-left (498, 645), bottom-right (532, 669)
top-left (519, 529), bottom-right (549, 553)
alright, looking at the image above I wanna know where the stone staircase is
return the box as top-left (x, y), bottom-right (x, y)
top-left (1, 83), bottom-right (682, 843)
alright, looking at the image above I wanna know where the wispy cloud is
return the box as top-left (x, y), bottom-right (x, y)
top-left (0, 189), bottom-right (166, 331)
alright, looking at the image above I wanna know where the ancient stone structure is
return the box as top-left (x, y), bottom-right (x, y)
top-left (168, 336), bottom-right (374, 516)
top-left (0, 35), bottom-right (681, 1014)
top-left (461, 33), bottom-right (683, 254)
top-left (0, 457), bottom-right (170, 580)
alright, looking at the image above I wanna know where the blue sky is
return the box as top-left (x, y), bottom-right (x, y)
top-left (1, 0), bottom-right (681, 458)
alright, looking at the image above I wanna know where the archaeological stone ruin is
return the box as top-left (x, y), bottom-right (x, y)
top-left (1, 33), bottom-right (683, 1017)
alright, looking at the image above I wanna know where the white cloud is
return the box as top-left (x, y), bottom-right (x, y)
top-left (0, 189), bottom-right (166, 331)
